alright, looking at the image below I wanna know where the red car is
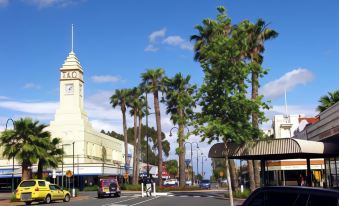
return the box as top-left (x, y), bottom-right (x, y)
top-left (97, 178), bottom-right (121, 198)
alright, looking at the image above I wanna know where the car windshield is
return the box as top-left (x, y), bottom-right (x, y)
top-left (20, 181), bottom-right (36, 187)
top-left (201, 180), bottom-right (210, 183)
top-left (101, 179), bottom-right (116, 187)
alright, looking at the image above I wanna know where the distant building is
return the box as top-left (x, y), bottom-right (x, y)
top-left (266, 114), bottom-right (324, 186)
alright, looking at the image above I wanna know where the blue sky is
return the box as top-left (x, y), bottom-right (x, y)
top-left (0, 0), bottom-right (338, 178)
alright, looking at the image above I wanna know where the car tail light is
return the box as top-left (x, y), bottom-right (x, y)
top-left (35, 187), bottom-right (39, 191)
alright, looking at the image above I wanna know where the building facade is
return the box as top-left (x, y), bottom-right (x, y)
top-left (0, 50), bottom-right (134, 190)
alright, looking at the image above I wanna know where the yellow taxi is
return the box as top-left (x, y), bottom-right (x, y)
top-left (15, 179), bottom-right (71, 205)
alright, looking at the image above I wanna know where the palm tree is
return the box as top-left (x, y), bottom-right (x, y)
top-left (245, 19), bottom-right (278, 189)
top-left (37, 137), bottom-right (63, 179)
top-left (317, 90), bottom-right (339, 112)
top-left (0, 118), bottom-right (51, 180)
top-left (141, 68), bottom-right (165, 186)
top-left (110, 89), bottom-right (131, 176)
top-left (163, 73), bottom-right (196, 187)
top-left (190, 7), bottom-right (233, 62)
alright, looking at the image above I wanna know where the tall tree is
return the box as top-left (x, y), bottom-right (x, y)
top-left (129, 87), bottom-right (145, 184)
top-left (141, 68), bottom-right (165, 186)
top-left (163, 73), bottom-right (197, 187)
top-left (317, 90), bottom-right (339, 112)
top-left (191, 6), bottom-right (269, 206)
top-left (242, 19), bottom-right (278, 189)
top-left (110, 89), bottom-right (131, 176)
top-left (0, 118), bottom-right (51, 180)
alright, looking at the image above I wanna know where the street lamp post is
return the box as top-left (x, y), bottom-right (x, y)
top-left (184, 141), bottom-right (199, 185)
top-left (72, 141), bottom-right (75, 197)
top-left (201, 153), bottom-right (207, 178)
top-left (5, 118), bottom-right (15, 193)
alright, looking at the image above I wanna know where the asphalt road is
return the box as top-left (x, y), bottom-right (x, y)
top-left (15, 190), bottom-right (243, 206)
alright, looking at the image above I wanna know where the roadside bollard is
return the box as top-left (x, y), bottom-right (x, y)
top-left (141, 183), bottom-right (144, 197)
top-left (153, 183), bottom-right (156, 197)
top-left (241, 185), bottom-right (244, 193)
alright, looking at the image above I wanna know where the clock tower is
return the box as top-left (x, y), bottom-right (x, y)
top-left (59, 51), bottom-right (84, 112)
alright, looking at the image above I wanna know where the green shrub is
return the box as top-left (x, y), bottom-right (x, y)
top-left (83, 185), bottom-right (98, 191)
top-left (121, 184), bottom-right (141, 191)
top-left (10, 193), bottom-right (17, 202)
top-left (225, 189), bottom-right (251, 199)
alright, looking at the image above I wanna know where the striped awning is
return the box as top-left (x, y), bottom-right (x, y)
top-left (208, 138), bottom-right (339, 160)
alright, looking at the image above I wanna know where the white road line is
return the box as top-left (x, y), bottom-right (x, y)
top-left (101, 196), bottom-right (139, 206)
top-left (193, 196), bottom-right (201, 198)
top-left (128, 196), bottom-right (159, 206)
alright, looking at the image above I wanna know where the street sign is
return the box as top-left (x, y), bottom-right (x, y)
top-left (123, 172), bottom-right (129, 179)
top-left (66, 170), bottom-right (73, 177)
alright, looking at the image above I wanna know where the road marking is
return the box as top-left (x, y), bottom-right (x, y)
top-left (128, 196), bottom-right (159, 206)
top-left (101, 196), bottom-right (139, 206)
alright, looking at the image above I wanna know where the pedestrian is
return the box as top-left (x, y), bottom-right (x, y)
top-left (297, 174), bottom-right (304, 186)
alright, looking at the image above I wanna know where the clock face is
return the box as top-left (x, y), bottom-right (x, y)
top-left (65, 83), bottom-right (74, 95)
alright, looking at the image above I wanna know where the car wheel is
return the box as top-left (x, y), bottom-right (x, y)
top-left (45, 195), bottom-right (51, 204)
top-left (63, 194), bottom-right (70, 202)
top-left (25, 201), bottom-right (32, 205)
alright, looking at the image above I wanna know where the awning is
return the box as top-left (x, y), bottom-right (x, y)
top-left (208, 138), bottom-right (339, 160)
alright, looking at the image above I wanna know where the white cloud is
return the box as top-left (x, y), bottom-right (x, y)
top-left (25, 0), bottom-right (82, 8)
top-left (23, 83), bottom-right (41, 89)
top-left (163, 36), bottom-right (184, 45)
top-left (162, 35), bottom-right (193, 51)
top-left (0, 101), bottom-right (58, 114)
top-left (148, 28), bottom-right (166, 44)
top-left (91, 75), bottom-right (122, 84)
top-left (145, 28), bottom-right (192, 52)
top-left (261, 68), bottom-right (314, 99)
top-left (0, 0), bottom-right (8, 7)
top-left (144, 44), bottom-right (159, 52)
top-left (144, 28), bottom-right (166, 52)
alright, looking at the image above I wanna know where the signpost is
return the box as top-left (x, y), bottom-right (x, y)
top-left (66, 170), bottom-right (73, 190)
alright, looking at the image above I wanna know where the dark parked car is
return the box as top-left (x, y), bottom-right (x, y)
top-left (239, 186), bottom-right (339, 206)
top-left (97, 177), bottom-right (121, 198)
top-left (199, 179), bottom-right (211, 189)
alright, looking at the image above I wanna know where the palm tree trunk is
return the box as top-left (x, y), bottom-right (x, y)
top-left (122, 107), bottom-right (129, 183)
top-left (153, 90), bottom-right (163, 186)
top-left (132, 111), bottom-right (138, 184)
top-left (248, 160), bottom-right (256, 191)
top-left (229, 159), bottom-right (239, 191)
top-left (178, 109), bottom-right (185, 187)
top-left (22, 163), bottom-right (31, 181)
top-left (37, 159), bottom-right (44, 179)
top-left (137, 116), bottom-right (142, 183)
top-left (251, 68), bottom-right (261, 188)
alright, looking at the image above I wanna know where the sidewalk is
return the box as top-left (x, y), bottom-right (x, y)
top-left (0, 193), bottom-right (90, 206)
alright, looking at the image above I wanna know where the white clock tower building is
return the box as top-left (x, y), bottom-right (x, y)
top-left (48, 28), bottom-right (133, 184)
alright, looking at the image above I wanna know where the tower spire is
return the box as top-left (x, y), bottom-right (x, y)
top-left (284, 88), bottom-right (288, 116)
top-left (71, 24), bottom-right (74, 52)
